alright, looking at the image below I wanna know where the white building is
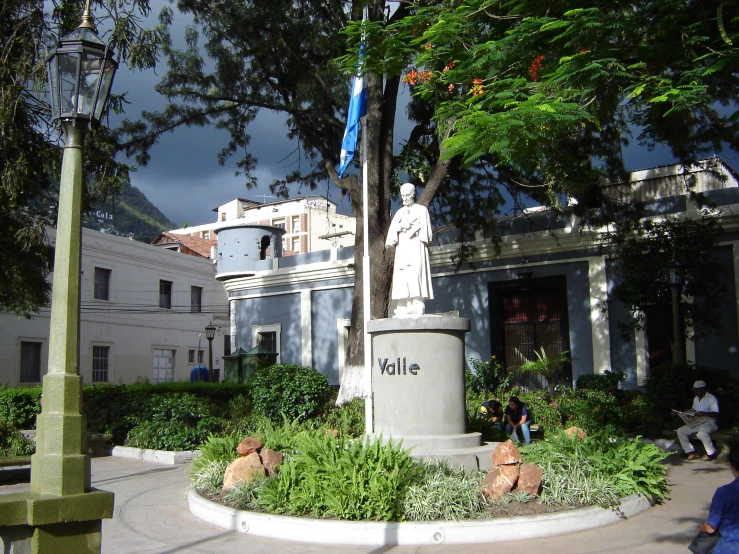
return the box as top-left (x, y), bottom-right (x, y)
top-left (167, 196), bottom-right (356, 256)
top-left (0, 228), bottom-right (230, 386)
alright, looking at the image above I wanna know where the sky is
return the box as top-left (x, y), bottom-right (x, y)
top-left (107, 2), bottom-right (739, 230)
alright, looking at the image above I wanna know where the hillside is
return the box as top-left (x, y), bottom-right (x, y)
top-left (83, 183), bottom-right (174, 243)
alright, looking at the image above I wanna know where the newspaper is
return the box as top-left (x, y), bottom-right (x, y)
top-left (672, 409), bottom-right (711, 429)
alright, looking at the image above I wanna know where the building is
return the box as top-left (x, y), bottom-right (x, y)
top-left (166, 196), bottom-right (356, 256)
top-left (217, 158), bottom-right (739, 389)
top-left (0, 228), bottom-right (230, 386)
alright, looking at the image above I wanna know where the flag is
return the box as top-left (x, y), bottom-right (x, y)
top-left (337, 52), bottom-right (367, 178)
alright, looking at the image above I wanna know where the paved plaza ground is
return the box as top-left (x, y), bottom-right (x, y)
top-left (79, 453), bottom-right (732, 553)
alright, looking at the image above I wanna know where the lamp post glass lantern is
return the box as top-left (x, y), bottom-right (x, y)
top-left (205, 323), bottom-right (216, 381)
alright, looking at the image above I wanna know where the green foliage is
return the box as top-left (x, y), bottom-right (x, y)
top-left (403, 460), bottom-right (487, 521)
top-left (225, 478), bottom-right (267, 511)
top-left (0, 386), bottom-right (41, 429)
top-left (576, 370), bottom-right (626, 393)
top-left (522, 432), bottom-right (670, 504)
top-left (0, 420), bottom-right (35, 457)
top-left (603, 212), bottom-right (727, 341)
top-left (257, 433), bottom-right (421, 521)
top-left (311, 396), bottom-right (366, 437)
top-left (124, 393), bottom-right (227, 451)
top-left (191, 431), bottom-right (242, 475)
top-left (467, 356), bottom-right (511, 394)
top-left (249, 364), bottom-right (332, 423)
top-left (518, 348), bottom-right (570, 394)
top-left (191, 459), bottom-right (229, 494)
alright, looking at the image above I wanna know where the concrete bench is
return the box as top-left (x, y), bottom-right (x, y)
top-left (0, 456), bottom-right (31, 468)
top-left (663, 430), bottom-right (739, 462)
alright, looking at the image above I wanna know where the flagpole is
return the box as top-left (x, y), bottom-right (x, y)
top-left (362, 113), bottom-right (372, 436)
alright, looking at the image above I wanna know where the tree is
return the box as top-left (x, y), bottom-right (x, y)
top-left (121, 0), bottom-right (739, 402)
top-left (602, 211), bottom-right (728, 355)
top-left (0, 0), bottom-right (167, 317)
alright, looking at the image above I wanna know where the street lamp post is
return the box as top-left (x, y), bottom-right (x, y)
top-left (668, 260), bottom-right (686, 365)
top-left (205, 323), bottom-right (216, 382)
top-left (8, 2), bottom-right (118, 551)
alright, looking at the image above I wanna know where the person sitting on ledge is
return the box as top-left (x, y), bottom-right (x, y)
top-left (479, 399), bottom-right (504, 431)
top-left (505, 396), bottom-right (531, 445)
top-left (678, 380), bottom-right (720, 461)
top-left (699, 443), bottom-right (739, 553)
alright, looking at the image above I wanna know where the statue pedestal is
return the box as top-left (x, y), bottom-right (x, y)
top-left (368, 317), bottom-right (496, 470)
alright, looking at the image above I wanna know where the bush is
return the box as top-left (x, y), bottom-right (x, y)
top-left (522, 431), bottom-right (670, 505)
top-left (249, 364), bottom-right (332, 422)
top-left (257, 432), bottom-right (421, 521)
top-left (403, 460), bottom-right (487, 521)
top-left (0, 386), bottom-right (41, 429)
top-left (466, 356), bottom-right (511, 394)
top-left (576, 370), bottom-right (626, 393)
top-left (312, 394), bottom-right (366, 437)
top-left (0, 420), bottom-right (35, 457)
top-left (124, 394), bottom-right (227, 451)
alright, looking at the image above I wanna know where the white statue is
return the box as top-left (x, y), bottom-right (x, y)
top-left (385, 183), bottom-right (434, 318)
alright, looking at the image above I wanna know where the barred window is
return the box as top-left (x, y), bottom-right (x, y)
top-left (20, 341), bottom-right (42, 383)
top-left (94, 267), bottom-right (111, 301)
top-left (92, 345), bottom-right (110, 383)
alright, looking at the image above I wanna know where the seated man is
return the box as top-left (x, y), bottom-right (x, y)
top-left (478, 399), bottom-right (504, 430)
top-left (678, 380), bottom-right (720, 461)
top-left (505, 396), bottom-right (531, 445)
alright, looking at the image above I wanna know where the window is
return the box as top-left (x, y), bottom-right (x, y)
top-left (291, 236), bottom-right (300, 253)
top-left (152, 349), bottom-right (175, 383)
top-left (252, 324), bottom-right (281, 357)
top-left (198, 349), bottom-right (204, 364)
top-left (224, 334), bottom-right (231, 355)
top-left (272, 218), bottom-right (285, 230)
top-left (221, 212), bottom-right (226, 221)
top-left (202, 230), bottom-right (210, 239)
top-left (92, 345), bottom-right (110, 382)
top-left (191, 286), bottom-right (202, 313)
top-left (159, 280), bottom-right (172, 309)
top-left (291, 215), bottom-right (300, 232)
top-left (94, 267), bottom-right (111, 301)
top-left (20, 341), bottom-right (42, 383)
top-left (188, 349), bottom-right (195, 364)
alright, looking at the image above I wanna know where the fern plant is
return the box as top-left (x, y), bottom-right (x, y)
top-left (518, 347), bottom-right (570, 394)
top-left (191, 431), bottom-right (242, 475)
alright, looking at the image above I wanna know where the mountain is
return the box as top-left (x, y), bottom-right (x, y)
top-left (83, 183), bottom-right (174, 243)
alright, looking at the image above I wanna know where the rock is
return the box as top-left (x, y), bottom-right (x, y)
top-left (516, 462), bottom-right (543, 495)
top-left (236, 437), bottom-right (265, 456)
top-left (222, 452), bottom-right (266, 490)
top-left (480, 464), bottom-right (520, 500)
top-left (492, 439), bottom-right (522, 466)
top-left (563, 426), bottom-right (587, 440)
top-left (260, 448), bottom-right (284, 477)
top-left (325, 429), bottom-right (339, 439)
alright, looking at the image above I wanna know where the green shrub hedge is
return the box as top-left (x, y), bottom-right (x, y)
top-left (249, 364), bottom-right (332, 422)
top-left (0, 386), bottom-right (41, 429)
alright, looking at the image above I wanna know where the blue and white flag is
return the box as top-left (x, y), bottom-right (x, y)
top-left (337, 56), bottom-right (367, 178)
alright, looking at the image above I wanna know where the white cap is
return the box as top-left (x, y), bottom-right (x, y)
top-left (693, 380), bottom-right (707, 389)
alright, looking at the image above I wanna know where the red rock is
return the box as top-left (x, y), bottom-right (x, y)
top-left (223, 452), bottom-right (266, 490)
top-left (260, 448), bottom-right (284, 477)
top-left (516, 462), bottom-right (543, 495)
top-left (236, 436), bottom-right (264, 456)
top-left (563, 426), bottom-right (587, 440)
top-left (480, 464), bottom-right (520, 500)
top-left (492, 440), bottom-right (522, 466)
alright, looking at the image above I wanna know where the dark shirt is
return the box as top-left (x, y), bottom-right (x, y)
top-left (707, 477), bottom-right (739, 554)
top-left (480, 400), bottom-right (502, 421)
top-left (505, 405), bottom-right (529, 425)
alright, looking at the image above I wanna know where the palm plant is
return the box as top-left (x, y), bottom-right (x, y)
top-left (518, 347), bottom-right (570, 395)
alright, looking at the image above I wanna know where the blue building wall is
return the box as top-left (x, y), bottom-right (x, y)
top-left (234, 293), bottom-right (302, 365)
top-left (311, 287), bottom-right (354, 383)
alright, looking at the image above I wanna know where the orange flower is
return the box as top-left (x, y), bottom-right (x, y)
top-left (448, 83), bottom-right (455, 91)
top-left (425, 43), bottom-right (433, 50)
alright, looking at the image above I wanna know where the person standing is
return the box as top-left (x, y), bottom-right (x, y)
top-left (385, 183), bottom-right (434, 318)
top-left (678, 380), bottom-right (720, 461)
top-left (505, 396), bottom-right (531, 445)
top-left (698, 444), bottom-right (739, 553)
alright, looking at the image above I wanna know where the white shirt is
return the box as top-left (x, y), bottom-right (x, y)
top-left (692, 392), bottom-right (720, 419)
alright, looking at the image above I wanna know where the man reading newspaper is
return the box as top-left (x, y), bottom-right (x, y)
top-left (676, 380), bottom-right (720, 461)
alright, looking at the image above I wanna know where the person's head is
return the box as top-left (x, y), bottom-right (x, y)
top-left (400, 183), bottom-right (416, 206)
top-left (729, 444), bottom-right (739, 477)
top-left (509, 396), bottom-right (521, 412)
top-left (693, 380), bottom-right (708, 399)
